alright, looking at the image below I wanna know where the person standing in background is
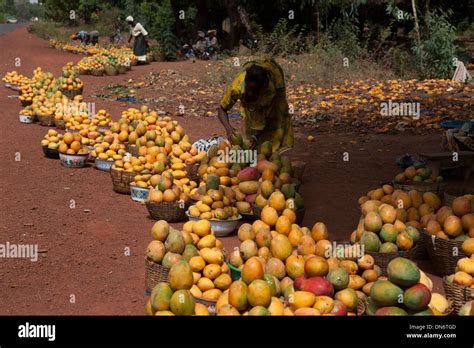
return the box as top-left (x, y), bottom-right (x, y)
top-left (126, 16), bottom-right (149, 64)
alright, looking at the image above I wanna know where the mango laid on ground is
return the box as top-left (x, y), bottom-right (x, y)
top-left (169, 260), bottom-right (194, 291)
top-left (387, 257), bottom-right (420, 287)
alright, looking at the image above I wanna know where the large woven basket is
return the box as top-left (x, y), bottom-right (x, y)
top-left (145, 200), bottom-right (186, 222)
top-left (144, 257), bottom-right (169, 295)
top-left (91, 69), bottom-right (104, 76)
top-left (60, 87), bottom-right (83, 99)
top-left (443, 277), bottom-right (474, 314)
top-left (110, 168), bottom-right (136, 194)
top-left (192, 296), bottom-right (217, 315)
top-left (38, 114), bottom-right (55, 127)
top-left (413, 235), bottom-right (429, 260)
top-left (393, 181), bottom-right (445, 195)
top-left (422, 231), bottom-right (468, 276)
top-left (292, 160), bottom-right (306, 182)
top-left (55, 118), bottom-right (66, 130)
top-left (366, 244), bottom-right (419, 275)
top-left (104, 65), bottom-right (118, 76)
top-left (443, 188), bottom-right (472, 207)
top-left (117, 65), bottom-right (127, 74)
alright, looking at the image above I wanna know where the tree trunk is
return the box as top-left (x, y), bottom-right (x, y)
top-left (170, 0), bottom-right (185, 38)
top-left (225, 0), bottom-right (240, 49)
top-left (411, 0), bottom-right (421, 45)
top-left (193, 0), bottom-right (209, 39)
top-left (316, 8), bottom-right (320, 44)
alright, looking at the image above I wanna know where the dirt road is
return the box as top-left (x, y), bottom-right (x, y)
top-left (0, 27), bottom-right (471, 314)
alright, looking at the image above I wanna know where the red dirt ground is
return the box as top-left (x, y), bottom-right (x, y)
top-left (0, 27), bottom-right (472, 314)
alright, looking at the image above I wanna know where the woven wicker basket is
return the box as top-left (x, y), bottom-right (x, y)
top-left (60, 87), bottom-right (83, 100)
top-left (145, 200), bottom-right (186, 222)
top-left (192, 296), bottom-right (217, 315)
top-left (413, 235), bottom-right (429, 260)
top-left (104, 65), bottom-right (118, 76)
top-left (91, 69), bottom-right (104, 76)
top-left (443, 188), bottom-right (472, 207)
top-left (144, 257), bottom-right (169, 294)
top-left (38, 114), bottom-right (55, 127)
top-left (292, 160), bottom-right (306, 182)
top-left (110, 168), bottom-right (136, 194)
top-left (55, 118), bottom-right (66, 130)
top-left (393, 181), bottom-right (445, 195)
top-left (422, 231), bottom-right (468, 276)
top-left (77, 68), bottom-right (90, 75)
top-left (443, 277), bottom-right (474, 314)
top-left (366, 244), bottom-right (419, 275)
top-left (117, 65), bottom-right (127, 74)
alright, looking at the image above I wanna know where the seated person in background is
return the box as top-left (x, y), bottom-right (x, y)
top-left (206, 29), bottom-right (219, 54)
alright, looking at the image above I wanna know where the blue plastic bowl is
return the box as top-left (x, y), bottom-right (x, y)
top-left (440, 120), bottom-right (474, 130)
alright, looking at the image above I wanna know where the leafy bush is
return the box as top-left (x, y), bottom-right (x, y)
top-left (254, 18), bottom-right (306, 57)
top-left (160, 29), bottom-right (180, 60)
top-left (27, 21), bottom-right (68, 40)
top-left (412, 13), bottom-right (456, 79)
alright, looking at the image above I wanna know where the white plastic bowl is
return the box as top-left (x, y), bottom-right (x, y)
top-left (185, 211), bottom-right (241, 237)
top-left (19, 114), bottom-right (35, 123)
top-left (130, 185), bottom-right (150, 202)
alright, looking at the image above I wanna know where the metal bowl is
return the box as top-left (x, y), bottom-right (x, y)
top-left (185, 211), bottom-right (241, 237)
top-left (42, 146), bottom-right (60, 159)
top-left (130, 185), bottom-right (150, 202)
top-left (94, 158), bottom-right (114, 171)
top-left (59, 153), bottom-right (88, 168)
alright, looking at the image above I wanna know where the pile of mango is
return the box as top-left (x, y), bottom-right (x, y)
top-left (290, 79), bottom-right (473, 134)
top-left (366, 257), bottom-right (450, 315)
top-left (354, 185), bottom-right (450, 253)
top-left (394, 164), bottom-right (443, 184)
top-left (2, 71), bottom-right (29, 87)
top-left (193, 139), bottom-right (303, 217)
